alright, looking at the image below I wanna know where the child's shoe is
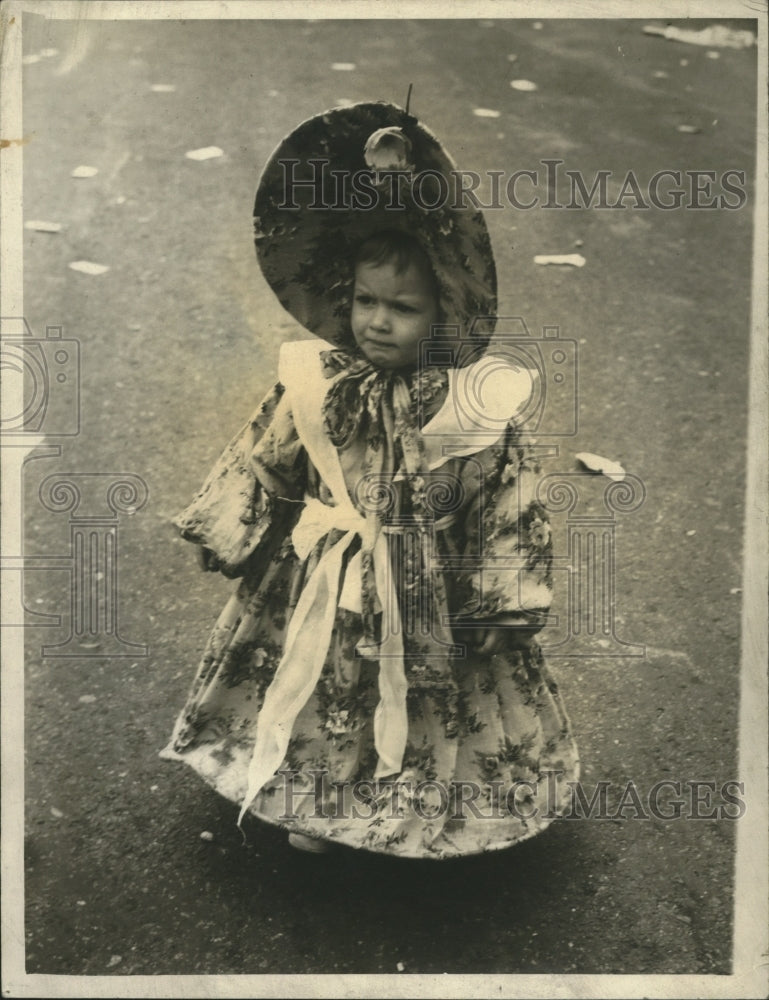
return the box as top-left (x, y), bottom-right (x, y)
top-left (288, 832), bottom-right (330, 854)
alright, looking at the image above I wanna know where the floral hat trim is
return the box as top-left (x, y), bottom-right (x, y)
top-left (253, 102), bottom-right (497, 357)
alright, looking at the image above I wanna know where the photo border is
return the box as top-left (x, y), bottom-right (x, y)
top-left (1, 2), bottom-right (767, 997)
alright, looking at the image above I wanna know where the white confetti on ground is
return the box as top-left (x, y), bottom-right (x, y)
top-left (652, 70), bottom-right (669, 78)
top-left (532, 21), bottom-right (543, 30)
top-left (25, 220), bottom-right (62, 233)
top-left (69, 261), bottom-right (110, 275)
top-left (79, 694), bottom-right (97, 704)
top-left (706, 50), bottom-right (720, 59)
top-left (50, 807), bottom-right (64, 818)
top-left (534, 254), bottom-right (586, 268)
top-left (331, 62), bottom-right (356, 71)
top-left (575, 453), bottom-right (626, 482)
top-left (200, 830), bottom-right (215, 841)
top-left (151, 83), bottom-right (176, 92)
top-left (107, 956), bottom-right (122, 968)
top-left (185, 146), bottom-right (224, 161)
top-left (642, 24), bottom-right (755, 48)
top-left (473, 108), bottom-right (501, 118)
top-left (510, 79), bottom-right (538, 92)
top-left (676, 124), bottom-right (701, 134)
top-left (508, 53), bottom-right (518, 62)
top-left (71, 165), bottom-right (98, 177)
top-left (686, 529), bottom-right (697, 536)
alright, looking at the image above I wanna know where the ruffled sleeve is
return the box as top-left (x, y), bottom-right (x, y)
top-left (173, 382), bottom-right (306, 576)
top-left (455, 422), bottom-right (552, 629)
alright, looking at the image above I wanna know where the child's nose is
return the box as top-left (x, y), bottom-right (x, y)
top-left (370, 304), bottom-right (391, 331)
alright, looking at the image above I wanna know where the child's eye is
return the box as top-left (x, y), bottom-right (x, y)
top-left (354, 294), bottom-right (375, 306)
top-left (394, 303), bottom-right (417, 314)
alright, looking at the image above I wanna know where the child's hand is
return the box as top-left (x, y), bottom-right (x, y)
top-left (197, 546), bottom-right (221, 573)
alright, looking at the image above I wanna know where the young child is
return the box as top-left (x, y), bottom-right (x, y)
top-left (161, 103), bottom-right (579, 858)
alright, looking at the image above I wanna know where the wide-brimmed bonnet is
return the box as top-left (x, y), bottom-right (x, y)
top-left (253, 102), bottom-right (497, 355)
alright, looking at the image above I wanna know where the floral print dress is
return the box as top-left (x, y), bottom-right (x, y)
top-left (162, 339), bottom-right (579, 858)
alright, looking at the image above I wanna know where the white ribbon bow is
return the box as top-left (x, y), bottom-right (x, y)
top-left (237, 496), bottom-right (408, 826)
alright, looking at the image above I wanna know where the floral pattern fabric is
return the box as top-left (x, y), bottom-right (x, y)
top-left (163, 345), bottom-right (579, 858)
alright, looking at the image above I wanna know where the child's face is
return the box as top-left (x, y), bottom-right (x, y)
top-left (351, 257), bottom-right (439, 370)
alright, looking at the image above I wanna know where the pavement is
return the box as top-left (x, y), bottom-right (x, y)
top-left (8, 10), bottom-right (760, 987)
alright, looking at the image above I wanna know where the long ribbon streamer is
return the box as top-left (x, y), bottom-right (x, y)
top-left (237, 498), bottom-right (407, 826)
